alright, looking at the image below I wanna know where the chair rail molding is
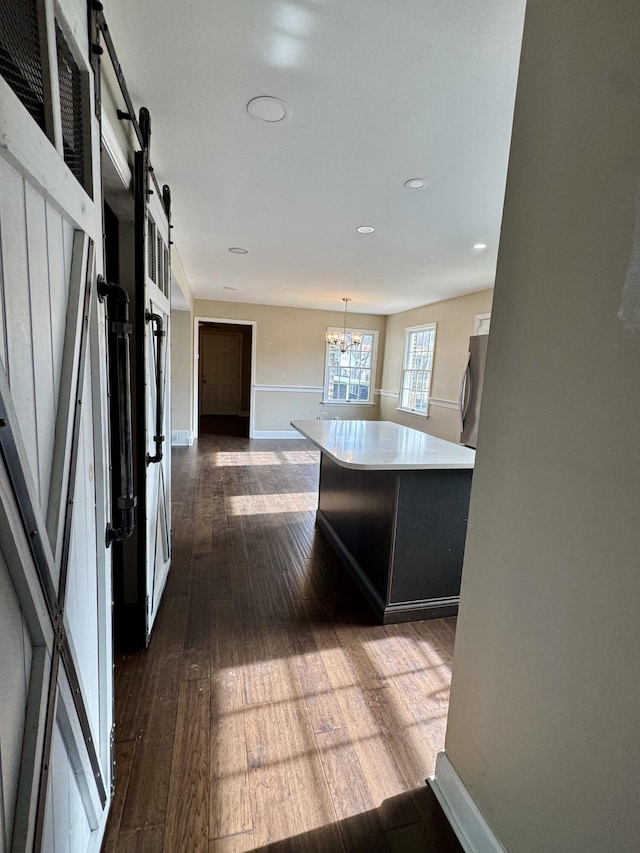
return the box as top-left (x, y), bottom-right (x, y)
top-left (430, 397), bottom-right (459, 410)
top-left (254, 384), bottom-right (324, 394)
top-left (376, 389), bottom-right (458, 410)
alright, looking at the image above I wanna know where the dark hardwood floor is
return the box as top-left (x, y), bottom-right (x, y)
top-left (200, 415), bottom-right (250, 437)
top-left (102, 434), bottom-right (463, 853)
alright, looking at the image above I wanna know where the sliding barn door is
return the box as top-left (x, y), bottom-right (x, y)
top-left (135, 128), bottom-right (172, 641)
top-left (0, 1), bottom-right (113, 849)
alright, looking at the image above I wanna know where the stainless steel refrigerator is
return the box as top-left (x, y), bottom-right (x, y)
top-left (459, 334), bottom-right (489, 448)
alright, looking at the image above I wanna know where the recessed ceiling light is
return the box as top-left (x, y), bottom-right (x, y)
top-left (357, 226), bottom-right (375, 234)
top-left (247, 96), bottom-right (292, 123)
top-left (228, 247), bottom-right (248, 254)
top-left (222, 286), bottom-right (236, 291)
top-left (404, 178), bottom-right (428, 189)
top-left (473, 242), bottom-right (488, 250)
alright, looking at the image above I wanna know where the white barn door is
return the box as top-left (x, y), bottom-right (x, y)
top-left (134, 128), bottom-right (172, 640)
top-left (0, 1), bottom-right (113, 850)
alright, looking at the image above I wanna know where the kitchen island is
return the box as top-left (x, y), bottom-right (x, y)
top-left (291, 419), bottom-right (475, 623)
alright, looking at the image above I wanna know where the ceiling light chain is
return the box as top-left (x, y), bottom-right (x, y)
top-left (326, 298), bottom-right (362, 353)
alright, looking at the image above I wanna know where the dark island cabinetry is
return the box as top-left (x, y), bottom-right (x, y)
top-left (292, 420), bottom-right (475, 623)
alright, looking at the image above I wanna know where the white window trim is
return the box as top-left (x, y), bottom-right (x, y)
top-left (474, 312), bottom-right (491, 335)
top-left (323, 327), bottom-right (378, 406)
top-left (397, 322), bottom-right (437, 418)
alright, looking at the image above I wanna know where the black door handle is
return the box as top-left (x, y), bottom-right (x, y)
top-left (98, 276), bottom-right (137, 545)
top-left (145, 310), bottom-right (165, 465)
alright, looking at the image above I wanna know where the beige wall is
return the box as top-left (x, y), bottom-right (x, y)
top-left (170, 292), bottom-right (495, 437)
top-left (171, 246), bottom-right (194, 312)
top-left (442, 3), bottom-right (640, 852)
top-left (379, 289), bottom-right (493, 442)
top-left (100, 53), bottom-right (138, 167)
top-left (170, 309), bottom-right (194, 434)
top-left (193, 299), bottom-right (387, 434)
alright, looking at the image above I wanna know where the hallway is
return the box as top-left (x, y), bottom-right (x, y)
top-left (103, 434), bottom-right (463, 852)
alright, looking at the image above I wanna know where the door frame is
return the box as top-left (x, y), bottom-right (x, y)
top-left (193, 317), bottom-right (257, 439)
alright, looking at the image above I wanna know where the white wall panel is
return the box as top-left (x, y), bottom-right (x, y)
top-left (46, 204), bottom-right (68, 434)
top-left (42, 667), bottom-right (103, 853)
top-left (0, 216), bottom-right (6, 373)
top-left (44, 723), bottom-right (94, 851)
top-left (47, 728), bottom-right (70, 853)
top-left (65, 362), bottom-right (100, 738)
top-left (0, 159), bottom-right (38, 495)
top-left (0, 776), bottom-right (5, 853)
top-left (88, 289), bottom-right (113, 785)
top-left (25, 183), bottom-right (57, 513)
top-left (62, 219), bottom-right (75, 298)
top-left (0, 551), bottom-right (32, 853)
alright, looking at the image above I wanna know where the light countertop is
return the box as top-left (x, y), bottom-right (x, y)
top-left (290, 420), bottom-right (475, 470)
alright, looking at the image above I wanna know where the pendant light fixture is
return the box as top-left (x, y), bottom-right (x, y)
top-left (326, 298), bottom-right (362, 353)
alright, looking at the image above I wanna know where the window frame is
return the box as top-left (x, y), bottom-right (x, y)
top-left (0, 0), bottom-right (93, 194)
top-left (397, 322), bottom-right (437, 418)
top-left (323, 327), bottom-right (378, 406)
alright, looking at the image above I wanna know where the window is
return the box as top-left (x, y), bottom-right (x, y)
top-left (474, 312), bottom-right (491, 335)
top-left (0, 3), bottom-right (92, 193)
top-left (147, 216), bottom-right (157, 282)
top-left (324, 329), bottom-right (377, 405)
top-left (398, 323), bottom-right (436, 416)
top-left (56, 22), bottom-right (90, 190)
top-left (0, 0), bottom-right (46, 132)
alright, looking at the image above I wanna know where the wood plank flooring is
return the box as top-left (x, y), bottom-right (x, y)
top-left (103, 435), bottom-right (463, 853)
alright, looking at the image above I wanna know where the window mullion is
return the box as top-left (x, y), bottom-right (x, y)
top-left (37, 0), bottom-right (63, 152)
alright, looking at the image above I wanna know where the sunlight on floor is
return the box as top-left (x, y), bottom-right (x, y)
top-left (215, 451), bottom-right (283, 466)
top-left (209, 637), bottom-right (453, 849)
top-left (279, 450), bottom-right (318, 465)
top-left (214, 450), bottom-right (319, 467)
top-left (227, 492), bottom-right (318, 515)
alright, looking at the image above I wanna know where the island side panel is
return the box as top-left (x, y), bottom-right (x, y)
top-left (389, 469), bottom-right (473, 604)
top-left (317, 453), bottom-right (396, 602)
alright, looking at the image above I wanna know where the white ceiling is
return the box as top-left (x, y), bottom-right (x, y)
top-left (105, 0), bottom-right (526, 315)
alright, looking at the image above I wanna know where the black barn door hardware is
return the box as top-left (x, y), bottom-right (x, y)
top-left (162, 184), bottom-right (171, 218)
top-left (92, 5), bottom-right (164, 199)
top-left (98, 276), bottom-right (136, 544)
top-left (145, 310), bottom-right (165, 465)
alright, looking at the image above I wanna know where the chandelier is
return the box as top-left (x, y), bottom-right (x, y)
top-left (326, 298), bottom-right (362, 353)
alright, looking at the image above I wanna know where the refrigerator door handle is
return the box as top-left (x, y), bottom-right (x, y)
top-left (459, 352), bottom-right (471, 432)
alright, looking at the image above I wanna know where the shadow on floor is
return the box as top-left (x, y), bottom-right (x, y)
top-left (255, 786), bottom-right (462, 853)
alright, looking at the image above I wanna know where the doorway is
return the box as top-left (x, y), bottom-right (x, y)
top-left (198, 321), bottom-right (252, 437)
top-left (103, 200), bottom-right (148, 650)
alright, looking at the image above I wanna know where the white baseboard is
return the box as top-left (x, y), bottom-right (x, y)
top-left (250, 430), bottom-right (306, 439)
top-left (429, 752), bottom-right (507, 853)
top-left (171, 430), bottom-right (195, 446)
